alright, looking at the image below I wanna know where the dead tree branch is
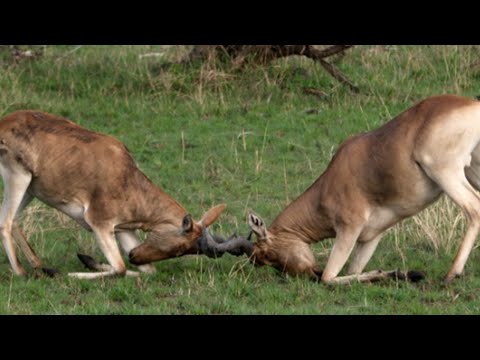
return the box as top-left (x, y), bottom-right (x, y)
top-left (181, 45), bottom-right (358, 92)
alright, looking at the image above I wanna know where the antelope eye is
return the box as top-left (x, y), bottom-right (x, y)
top-left (181, 214), bottom-right (193, 233)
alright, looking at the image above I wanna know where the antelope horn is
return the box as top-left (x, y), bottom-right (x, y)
top-left (198, 227), bottom-right (254, 258)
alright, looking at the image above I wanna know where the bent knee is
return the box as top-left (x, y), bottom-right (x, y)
top-left (465, 207), bottom-right (480, 226)
top-left (321, 271), bottom-right (337, 284)
top-left (113, 263), bottom-right (127, 277)
top-left (0, 220), bottom-right (13, 234)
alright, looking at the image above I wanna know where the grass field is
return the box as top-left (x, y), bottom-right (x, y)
top-left (1, 45), bottom-right (480, 314)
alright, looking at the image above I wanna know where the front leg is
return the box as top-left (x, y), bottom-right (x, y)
top-left (13, 223), bottom-right (60, 277)
top-left (116, 231), bottom-right (156, 274)
top-left (321, 226), bottom-right (362, 283)
top-left (321, 227), bottom-right (424, 285)
top-left (0, 169), bottom-right (32, 276)
top-left (69, 222), bottom-right (128, 279)
top-left (322, 269), bottom-right (425, 285)
top-left (76, 231), bottom-right (156, 275)
top-left (347, 235), bottom-right (383, 275)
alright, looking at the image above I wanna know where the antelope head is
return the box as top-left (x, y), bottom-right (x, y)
top-left (198, 212), bottom-right (321, 277)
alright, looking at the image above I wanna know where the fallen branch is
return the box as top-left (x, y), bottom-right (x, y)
top-left (180, 45), bottom-right (359, 93)
top-left (305, 45), bottom-right (354, 59)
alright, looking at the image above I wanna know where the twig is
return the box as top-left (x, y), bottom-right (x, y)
top-left (139, 52), bottom-right (165, 59)
top-left (303, 87), bottom-right (328, 99)
top-left (319, 58), bottom-right (359, 93)
top-left (181, 131), bottom-right (186, 163)
top-left (55, 45), bottom-right (84, 62)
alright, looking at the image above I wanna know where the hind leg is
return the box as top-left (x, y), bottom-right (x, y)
top-left (421, 163), bottom-right (480, 281)
top-left (11, 193), bottom-right (44, 270)
top-left (9, 192), bottom-right (58, 276)
top-left (0, 166), bottom-right (32, 275)
top-left (465, 157), bottom-right (480, 191)
top-left (13, 223), bottom-right (42, 269)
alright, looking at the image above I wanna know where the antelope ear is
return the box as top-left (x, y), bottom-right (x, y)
top-left (248, 212), bottom-right (267, 240)
top-left (182, 214), bottom-right (194, 233)
top-left (199, 204), bottom-right (227, 227)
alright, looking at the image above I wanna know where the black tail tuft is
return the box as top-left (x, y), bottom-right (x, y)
top-left (406, 270), bottom-right (425, 283)
top-left (389, 269), bottom-right (425, 283)
top-left (77, 253), bottom-right (98, 270)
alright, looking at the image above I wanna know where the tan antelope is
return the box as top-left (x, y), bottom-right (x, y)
top-left (197, 94), bottom-right (480, 284)
top-left (0, 110), bottom-right (226, 279)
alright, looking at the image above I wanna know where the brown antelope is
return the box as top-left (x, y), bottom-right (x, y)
top-left (197, 94), bottom-right (480, 284)
top-left (0, 110), bottom-right (226, 279)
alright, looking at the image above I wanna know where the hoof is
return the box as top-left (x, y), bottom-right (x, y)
top-left (443, 273), bottom-right (460, 284)
top-left (41, 267), bottom-right (60, 278)
top-left (406, 270), bottom-right (425, 283)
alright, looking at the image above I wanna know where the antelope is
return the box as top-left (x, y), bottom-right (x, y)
top-left (0, 110), bottom-right (226, 279)
top-left (197, 94), bottom-right (480, 284)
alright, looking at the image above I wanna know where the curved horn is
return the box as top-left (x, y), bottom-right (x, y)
top-left (198, 227), bottom-right (254, 258)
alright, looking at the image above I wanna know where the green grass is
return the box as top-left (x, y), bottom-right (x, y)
top-left (2, 45), bottom-right (480, 314)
